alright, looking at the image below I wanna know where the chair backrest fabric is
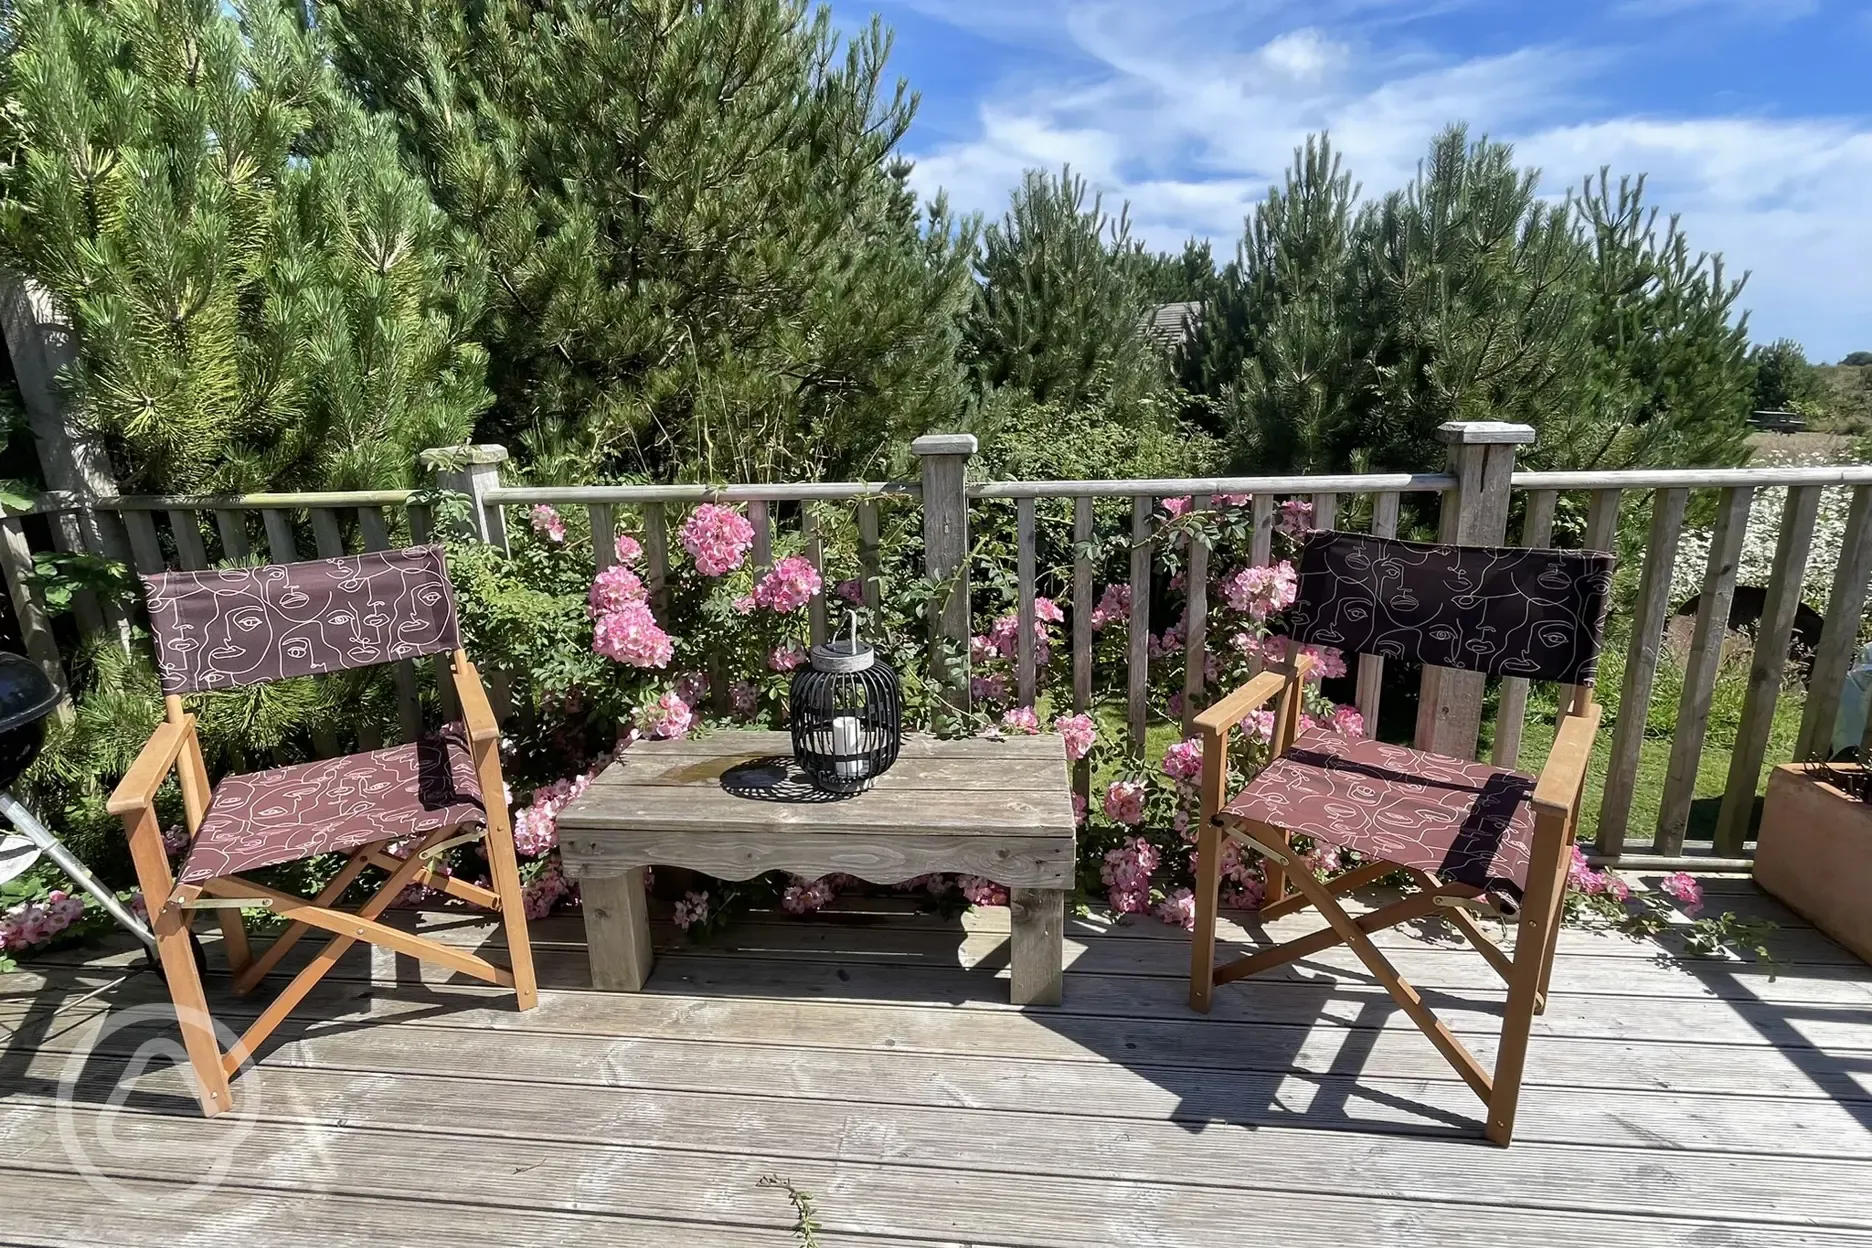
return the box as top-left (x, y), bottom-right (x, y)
top-left (1286, 530), bottom-right (1614, 685)
top-left (143, 545), bottom-right (461, 695)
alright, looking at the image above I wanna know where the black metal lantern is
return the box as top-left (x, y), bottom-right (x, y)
top-left (789, 615), bottom-right (902, 793)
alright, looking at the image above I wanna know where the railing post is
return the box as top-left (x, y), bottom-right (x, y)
top-left (424, 444), bottom-right (509, 552)
top-left (1, 269), bottom-right (133, 650)
top-left (1414, 421), bottom-right (1534, 760)
top-left (913, 434), bottom-right (977, 728)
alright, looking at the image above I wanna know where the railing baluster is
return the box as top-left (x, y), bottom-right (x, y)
top-left (1796, 484), bottom-right (1872, 761)
top-left (1655, 486), bottom-right (1751, 853)
top-left (1355, 491), bottom-right (1400, 734)
top-left (1248, 493), bottom-right (1274, 677)
top-left (261, 509), bottom-right (298, 562)
top-left (1561, 489), bottom-right (1623, 715)
top-left (360, 505), bottom-right (423, 744)
top-left (856, 498), bottom-right (881, 615)
top-left (310, 507), bottom-right (345, 558)
top-left (0, 513), bottom-right (66, 701)
top-left (1181, 494), bottom-right (1209, 737)
top-left (1127, 495), bottom-right (1152, 757)
top-left (1595, 487), bottom-right (1688, 856)
top-left (1491, 489), bottom-right (1557, 768)
top-left (749, 499), bottom-right (772, 572)
top-left (1310, 492), bottom-right (1337, 532)
top-left (803, 507), bottom-right (827, 647)
top-left (124, 510), bottom-right (164, 574)
top-left (1071, 495), bottom-right (1092, 806)
top-left (214, 510), bottom-right (250, 562)
top-left (407, 503), bottom-right (432, 545)
top-left (166, 509), bottom-right (209, 570)
top-left (589, 502), bottom-right (615, 574)
top-left (1714, 485), bottom-right (1822, 855)
top-left (643, 502), bottom-right (670, 621)
top-left (1016, 496), bottom-right (1037, 710)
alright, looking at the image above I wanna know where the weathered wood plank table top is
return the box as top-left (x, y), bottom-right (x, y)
top-left (558, 730), bottom-right (1077, 1004)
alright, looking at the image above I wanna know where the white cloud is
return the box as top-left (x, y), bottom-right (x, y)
top-left (892, 1), bottom-right (1872, 356)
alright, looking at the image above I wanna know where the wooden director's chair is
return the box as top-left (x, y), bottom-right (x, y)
top-left (1189, 530), bottom-right (1614, 1146)
top-left (107, 544), bottom-right (537, 1117)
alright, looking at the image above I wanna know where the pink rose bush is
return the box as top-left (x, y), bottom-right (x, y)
top-left (614, 533), bottom-right (644, 565)
top-left (680, 503), bottom-right (755, 576)
top-left (1, 890), bottom-right (85, 953)
top-left (589, 565), bottom-right (646, 615)
top-left (769, 640), bottom-right (808, 671)
top-left (672, 891), bottom-right (711, 931)
top-left (1161, 738), bottom-right (1203, 782)
top-left (1090, 584), bottom-right (1131, 631)
top-left (959, 875), bottom-right (1010, 907)
top-left (1659, 871), bottom-right (1704, 914)
top-left (781, 875), bottom-right (838, 915)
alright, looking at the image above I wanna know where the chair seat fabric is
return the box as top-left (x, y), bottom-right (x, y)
top-left (177, 725), bottom-right (484, 884)
top-left (1221, 729), bottom-right (1538, 903)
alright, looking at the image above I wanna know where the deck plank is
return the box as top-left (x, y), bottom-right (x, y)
top-left (2, 888), bottom-right (1869, 1248)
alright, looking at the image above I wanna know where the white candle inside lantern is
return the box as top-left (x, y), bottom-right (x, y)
top-left (831, 714), bottom-right (867, 780)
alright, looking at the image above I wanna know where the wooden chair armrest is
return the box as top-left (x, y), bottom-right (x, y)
top-left (451, 653), bottom-right (500, 745)
top-left (1191, 653), bottom-right (1314, 741)
top-left (106, 717), bottom-right (192, 816)
top-left (1531, 701), bottom-right (1604, 818)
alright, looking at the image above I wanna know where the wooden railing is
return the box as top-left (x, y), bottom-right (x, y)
top-left (2, 425), bottom-right (1867, 869)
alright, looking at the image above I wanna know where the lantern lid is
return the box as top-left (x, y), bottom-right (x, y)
top-left (811, 612), bottom-right (877, 673)
top-left (809, 637), bottom-right (875, 674)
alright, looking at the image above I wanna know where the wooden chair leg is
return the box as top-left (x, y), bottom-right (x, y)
top-left (234, 849), bottom-right (373, 994)
top-left (481, 809), bottom-right (539, 1011)
top-left (1189, 820), bottom-right (1222, 1012)
top-left (1486, 811), bottom-right (1570, 1146)
top-left (217, 911), bottom-right (253, 975)
top-left (152, 906), bottom-right (234, 1117)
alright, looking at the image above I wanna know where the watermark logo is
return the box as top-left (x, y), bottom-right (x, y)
top-left (55, 1002), bottom-right (261, 1208)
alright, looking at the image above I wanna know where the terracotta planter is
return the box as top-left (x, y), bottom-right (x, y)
top-left (1754, 764), bottom-right (1872, 965)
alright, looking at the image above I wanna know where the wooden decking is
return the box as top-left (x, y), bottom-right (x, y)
top-left (2, 877), bottom-right (1869, 1246)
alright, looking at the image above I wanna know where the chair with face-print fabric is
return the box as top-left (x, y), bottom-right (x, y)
top-left (107, 544), bottom-right (536, 1117)
top-left (1187, 529), bottom-right (1614, 1146)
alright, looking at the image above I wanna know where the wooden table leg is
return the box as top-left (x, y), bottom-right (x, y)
top-left (1009, 887), bottom-right (1064, 1005)
top-left (580, 868), bottom-right (654, 991)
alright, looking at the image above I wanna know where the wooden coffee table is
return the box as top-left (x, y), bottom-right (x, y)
top-left (557, 730), bottom-right (1077, 1004)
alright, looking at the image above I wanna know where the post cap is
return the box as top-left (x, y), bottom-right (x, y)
top-left (1436, 422), bottom-right (1536, 446)
top-left (910, 433), bottom-right (978, 457)
top-left (420, 443), bottom-right (509, 470)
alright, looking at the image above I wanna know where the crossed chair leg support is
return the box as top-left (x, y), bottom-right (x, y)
top-left (1190, 817), bottom-right (1569, 1146)
top-left (143, 820), bottom-right (537, 1117)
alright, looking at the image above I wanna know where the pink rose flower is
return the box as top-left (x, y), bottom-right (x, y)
top-left (1001, 706), bottom-right (1040, 734)
top-left (959, 875), bottom-right (1010, 907)
top-left (1277, 499), bottom-right (1314, 537)
top-left (672, 891), bottom-right (711, 930)
top-left (1155, 887), bottom-right (1197, 931)
top-left (592, 600), bottom-right (673, 668)
top-left (769, 640), bottom-right (808, 672)
top-left (639, 690), bottom-right (693, 739)
top-left (1054, 712), bottom-right (1097, 761)
top-left (1162, 737), bottom-right (1203, 782)
top-left (614, 533), bottom-right (644, 565)
top-left (589, 565), bottom-right (647, 615)
top-left (753, 555), bottom-right (823, 613)
top-left (1103, 779), bottom-right (1147, 827)
top-left (680, 503), bottom-right (755, 576)
top-left (530, 504), bottom-right (567, 542)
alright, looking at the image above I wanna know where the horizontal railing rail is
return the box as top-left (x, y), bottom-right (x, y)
top-left (969, 472), bottom-right (1456, 499)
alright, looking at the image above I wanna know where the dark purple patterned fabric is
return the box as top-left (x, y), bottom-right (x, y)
top-left (1222, 728), bottom-right (1538, 904)
top-left (143, 546), bottom-right (461, 695)
top-left (177, 725), bottom-right (484, 884)
top-left (1287, 531), bottom-right (1614, 685)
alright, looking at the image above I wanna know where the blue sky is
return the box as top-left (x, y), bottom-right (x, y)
top-left (828, 0), bottom-right (1872, 361)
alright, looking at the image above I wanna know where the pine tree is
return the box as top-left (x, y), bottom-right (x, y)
top-left (1188, 135), bottom-right (1364, 472)
top-left (327, 0), bottom-right (972, 483)
top-left (1557, 170), bottom-right (1753, 471)
top-left (1747, 337), bottom-right (1828, 415)
top-left (963, 166), bottom-right (1202, 479)
top-left (1345, 126), bottom-right (1591, 471)
top-left (0, 0), bottom-right (489, 494)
